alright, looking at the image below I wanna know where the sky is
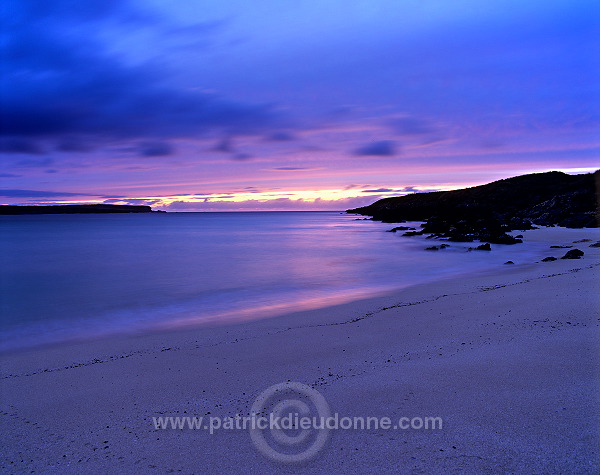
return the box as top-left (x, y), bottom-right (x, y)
top-left (1, 0), bottom-right (598, 210)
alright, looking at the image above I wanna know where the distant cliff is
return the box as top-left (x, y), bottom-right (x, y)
top-left (0, 204), bottom-right (164, 215)
top-left (347, 171), bottom-right (599, 229)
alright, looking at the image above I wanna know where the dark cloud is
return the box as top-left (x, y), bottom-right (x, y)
top-left (0, 189), bottom-right (93, 198)
top-left (0, 173), bottom-right (21, 177)
top-left (0, 137), bottom-right (43, 154)
top-left (15, 158), bottom-right (55, 168)
top-left (343, 184), bottom-right (371, 190)
top-left (57, 138), bottom-right (95, 153)
top-left (9, 0), bottom-right (149, 25)
top-left (361, 188), bottom-right (394, 193)
top-left (211, 138), bottom-right (252, 160)
top-left (353, 140), bottom-right (397, 156)
top-left (2, 0), bottom-right (286, 154)
top-left (213, 137), bottom-right (234, 153)
top-left (242, 187), bottom-right (262, 193)
top-left (139, 141), bottom-right (174, 157)
top-left (232, 153), bottom-right (252, 161)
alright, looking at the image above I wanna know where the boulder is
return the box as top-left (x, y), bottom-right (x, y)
top-left (541, 256), bottom-right (557, 262)
top-left (479, 233), bottom-right (522, 244)
top-left (402, 231), bottom-right (425, 236)
top-left (475, 243), bottom-right (492, 251)
top-left (561, 249), bottom-right (584, 259)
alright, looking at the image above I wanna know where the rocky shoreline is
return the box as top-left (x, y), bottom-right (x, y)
top-left (347, 170), bottom-right (599, 250)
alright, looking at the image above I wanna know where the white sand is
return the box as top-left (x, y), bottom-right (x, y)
top-left (1, 227), bottom-right (599, 474)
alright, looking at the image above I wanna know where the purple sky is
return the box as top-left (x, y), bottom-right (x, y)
top-left (1, 0), bottom-right (598, 210)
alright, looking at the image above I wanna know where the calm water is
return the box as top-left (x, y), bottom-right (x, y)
top-left (0, 212), bottom-right (550, 351)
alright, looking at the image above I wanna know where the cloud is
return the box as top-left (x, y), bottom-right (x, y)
top-left (3, 0), bottom-right (597, 203)
top-left (0, 189), bottom-right (94, 198)
top-left (139, 141), bottom-right (174, 157)
top-left (343, 184), bottom-right (371, 190)
top-left (213, 137), bottom-right (234, 153)
top-left (2, 0), bottom-right (286, 154)
top-left (57, 138), bottom-right (95, 153)
top-left (103, 198), bottom-right (160, 205)
top-left (400, 186), bottom-right (441, 193)
top-left (0, 137), bottom-right (43, 154)
top-left (0, 173), bottom-right (21, 177)
top-left (165, 195), bottom-right (385, 211)
top-left (209, 137), bottom-right (254, 161)
top-left (15, 157), bottom-right (55, 168)
top-left (358, 185), bottom-right (433, 194)
top-left (232, 153), bottom-right (252, 161)
top-left (353, 140), bottom-right (397, 156)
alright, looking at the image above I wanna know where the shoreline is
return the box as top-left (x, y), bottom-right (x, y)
top-left (1, 228), bottom-right (599, 473)
top-left (2, 224), bottom-right (596, 355)
top-left (2, 245), bottom-right (598, 371)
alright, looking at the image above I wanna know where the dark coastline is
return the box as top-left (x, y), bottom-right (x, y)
top-left (346, 171), bottom-right (599, 244)
top-left (0, 204), bottom-right (164, 215)
top-left (346, 170), bottom-right (599, 228)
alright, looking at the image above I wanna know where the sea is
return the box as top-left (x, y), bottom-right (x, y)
top-left (0, 211), bottom-right (551, 352)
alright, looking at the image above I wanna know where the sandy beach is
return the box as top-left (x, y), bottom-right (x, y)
top-left (1, 227), bottom-right (599, 474)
